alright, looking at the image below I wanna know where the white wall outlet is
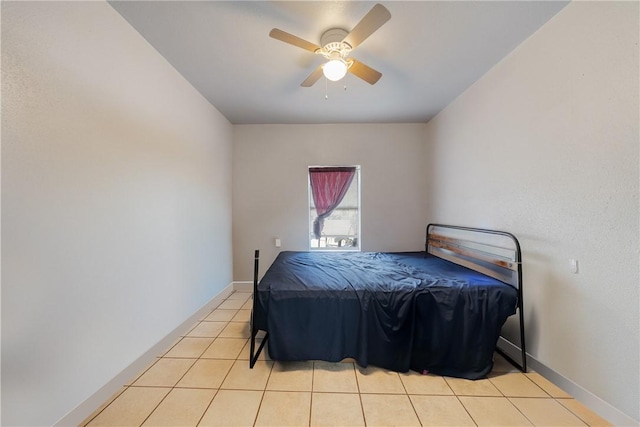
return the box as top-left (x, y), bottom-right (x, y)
top-left (275, 238), bottom-right (281, 248)
top-left (569, 259), bottom-right (579, 274)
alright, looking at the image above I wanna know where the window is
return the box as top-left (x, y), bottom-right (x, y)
top-left (308, 166), bottom-right (361, 250)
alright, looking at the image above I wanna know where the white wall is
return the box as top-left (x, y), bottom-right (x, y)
top-left (424, 1), bottom-right (638, 422)
top-left (1, 2), bottom-right (233, 425)
top-left (233, 124), bottom-right (427, 281)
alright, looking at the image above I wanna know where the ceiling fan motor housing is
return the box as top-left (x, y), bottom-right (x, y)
top-left (319, 28), bottom-right (352, 59)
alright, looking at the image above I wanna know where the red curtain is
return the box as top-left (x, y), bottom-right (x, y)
top-left (309, 167), bottom-right (356, 239)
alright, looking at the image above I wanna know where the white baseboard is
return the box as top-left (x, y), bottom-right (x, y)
top-left (496, 336), bottom-right (525, 367)
top-left (480, 336), bottom-right (639, 425)
top-left (525, 353), bottom-right (638, 426)
top-left (497, 336), bottom-right (638, 425)
top-left (55, 282), bottom-right (234, 427)
top-left (233, 281), bottom-right (253, 292)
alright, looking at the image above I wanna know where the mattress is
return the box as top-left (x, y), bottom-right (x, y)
top-left (254, 251), bottom-right (518, 379)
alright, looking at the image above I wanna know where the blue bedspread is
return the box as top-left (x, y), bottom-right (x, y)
top-left (254, 251), bottom-right (517, 379)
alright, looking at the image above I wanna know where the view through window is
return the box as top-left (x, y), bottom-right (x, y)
top-left (308, 166), bottom-right (360, 250)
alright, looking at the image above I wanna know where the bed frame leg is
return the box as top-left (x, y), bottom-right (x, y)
top-left (516, 278), bottom-right (527, 372)
top-left (250, 333), bottom-right (269, 368)
top-left (511, 249), bottom-right (527, 372)
top-left (250, 249), bottom-right (268, 368)
top-left (496, 251), bottom-right (527, 373)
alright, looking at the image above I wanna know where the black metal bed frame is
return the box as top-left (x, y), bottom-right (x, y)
top-left (249, 249), bottom-right (268, 368)
top-left (425, 223), bottom-right (527, 373)
top-left (249, 223), bottom-right (526, 372)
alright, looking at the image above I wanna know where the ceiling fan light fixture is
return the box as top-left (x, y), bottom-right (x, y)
top-left (323, 58), bottom-right (348, 81)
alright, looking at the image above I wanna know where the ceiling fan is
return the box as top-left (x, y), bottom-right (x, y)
top-left (269, 3), bottom-right (391, 87)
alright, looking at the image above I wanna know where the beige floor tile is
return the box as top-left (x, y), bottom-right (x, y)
top-left (267, 361), bottom-right (313, 391)
top-left (199, 390), bottom-right (263, 427)
top-left (491, 352), bottom-right (521, 373)
top-left (355, 365), bottom-right (405, 394)
top-left (221, 360), bottom-right (274, 390)
top-left (313, 361), bottom-right (358, 393)
top-left (400, 371), bottom-right (454, 395)
top-left (186, 321), bottom-right (227, 338)
top-left (238, 338), bottom-right (271, 361)
top-left (241, 299), bottom-right (253, 309)
top-left (526, 372), bottom-right (573, 398)
top-left (183, 321), bottom-right (202, 335)
top-left (133, 358), bottom-right (195, 387)
top-left (445, 376), bottom-right (502, 396)
top-left (142, 388), bottom-right (216, 426)
top-left (311, 392), bottom-right (365, 427)
top-left (459, 396), bottom-right (532, 426)
top-left (360, 394), bottom-right (421, 426)
top-left (410, 395), bottom-right (476, 426)
top-left (201, 337), bottom-right (247, 359)
top-left (231, 309), bottom-right (252, 322)
top-left (218, 299), bottom-right (246, 310)
top-left (255, 391), bottom-right (311, 427)
top-left (227, 291), bottom-right (252, 301)
top-left (511, 397), bottom-right (587, 426)
top-left (489, 372), bottom-right (549, 397)
top-left (164, 337), bottom-right (213, 358)
top-left (205, 309), bottom-right (238, 322)
top-left (176, 359), bottom-right (234, 389)
top-left (557, 399), bottom-right (613, 426)
top-left (159, 337), bottom-right (183, 355)
top-left (218, 321), bottom-right (251, 338)
top-left (87, 387), bottom-right (170, 426)
top-left (124, 359), bottom-right (159, 386)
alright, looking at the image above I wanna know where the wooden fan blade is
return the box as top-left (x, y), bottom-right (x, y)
top-left (348, 59), bottom-right (382, 85)
top-left (342, 4), bottom-right (391, 49)
top-left (301, 65), bottom-right (324, 87)
top-left (269, 28), bottom-right (321, 53)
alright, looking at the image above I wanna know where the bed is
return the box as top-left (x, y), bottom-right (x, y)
top-left (249, 224), bottom-right (526, 379)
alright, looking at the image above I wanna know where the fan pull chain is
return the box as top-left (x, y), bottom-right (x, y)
top-left (323, 80), bottom-right (347, 100)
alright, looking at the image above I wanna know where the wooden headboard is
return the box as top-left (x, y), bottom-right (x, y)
top-left (426, 223), bottom-right (526, 372)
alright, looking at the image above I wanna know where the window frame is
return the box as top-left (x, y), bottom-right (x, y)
top-left (307, 165), bottom-right (361, 252)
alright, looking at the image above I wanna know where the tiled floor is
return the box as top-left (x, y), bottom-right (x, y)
top-left (83, 291), bottom-right (612, 427)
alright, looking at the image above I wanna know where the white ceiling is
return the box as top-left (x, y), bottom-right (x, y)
top-left (108, 1), bottom-right (568, 125)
